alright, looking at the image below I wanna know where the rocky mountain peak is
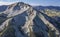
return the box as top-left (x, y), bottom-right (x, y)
top-left (7, 2), bottom-right (30, 10)
top-left (0, 2), bottom-right (60, 37)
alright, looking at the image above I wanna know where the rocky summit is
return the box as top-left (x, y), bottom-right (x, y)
top-left (0, 2), bottom-right (60, 37)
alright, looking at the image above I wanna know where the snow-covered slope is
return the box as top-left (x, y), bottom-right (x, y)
top-left (0, 2), bottom-right (60, 37)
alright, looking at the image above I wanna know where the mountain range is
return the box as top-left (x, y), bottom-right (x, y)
top-left (0, 2), bottom-right (60, 37)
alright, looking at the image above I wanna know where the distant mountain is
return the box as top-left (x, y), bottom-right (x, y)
top-left (33, 6), bottom-right (60, 11)
top-left (0, 2), bottom-right (60, 37)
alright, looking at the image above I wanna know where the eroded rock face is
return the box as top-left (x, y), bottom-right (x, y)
top-left (0, 2), bottom-right (60, 37)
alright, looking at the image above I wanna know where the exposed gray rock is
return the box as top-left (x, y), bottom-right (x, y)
top-left (0, 2), bottom-right (60, 37)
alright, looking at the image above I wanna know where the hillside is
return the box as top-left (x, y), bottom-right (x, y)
top-left (0, 2), bottom-right (60, 37)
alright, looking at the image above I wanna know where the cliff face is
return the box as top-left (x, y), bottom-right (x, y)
top-left (0, 2), bottom-right (60, 37)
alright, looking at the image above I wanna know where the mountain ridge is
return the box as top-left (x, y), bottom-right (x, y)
top-left (0, 2), bottom-right (60, 37)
